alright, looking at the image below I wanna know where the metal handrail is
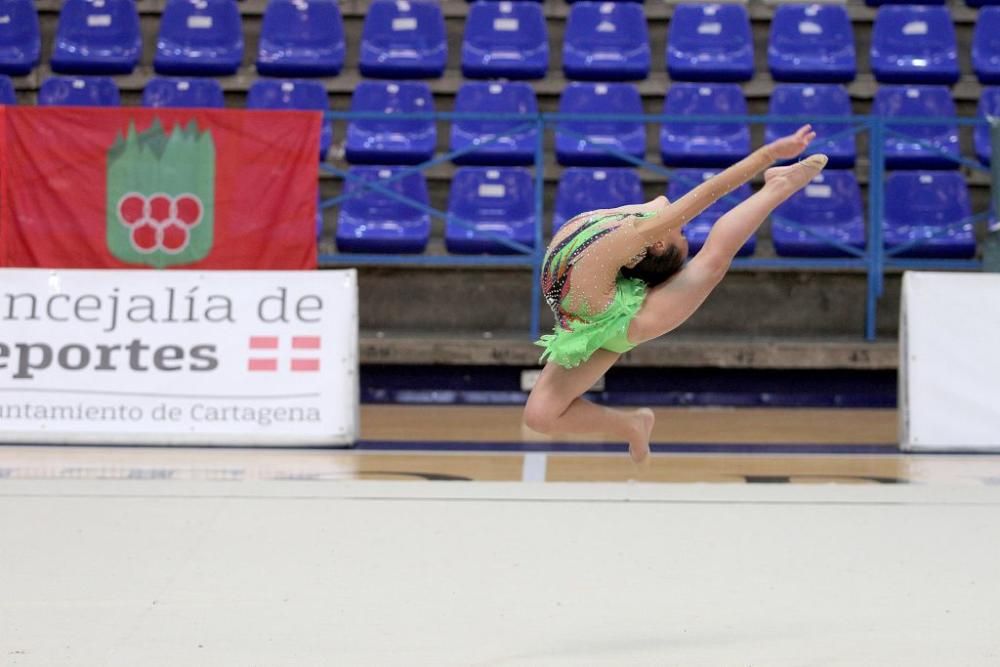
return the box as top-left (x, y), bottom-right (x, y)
top-left (318, 112), bottom-right (993, 341)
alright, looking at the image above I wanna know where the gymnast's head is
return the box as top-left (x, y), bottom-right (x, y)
top-left (621, 225), bottom-right (688, 288)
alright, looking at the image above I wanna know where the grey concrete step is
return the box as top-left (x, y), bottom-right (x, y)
top-left (360, 333), bottom-right (899, 369)
top-left (327, 263), bottom-right (905, 339)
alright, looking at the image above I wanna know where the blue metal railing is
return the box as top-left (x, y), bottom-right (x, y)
top-left (318, 112), bottom-right (992, 342)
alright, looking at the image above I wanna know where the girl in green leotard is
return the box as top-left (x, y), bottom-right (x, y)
top-left (525, 125), bottom-right (827, 462)
top-left (537, 209), bottom-right (681, 368)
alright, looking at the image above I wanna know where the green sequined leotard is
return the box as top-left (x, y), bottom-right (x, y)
top-left (535, 211), bottom-right (654, 369)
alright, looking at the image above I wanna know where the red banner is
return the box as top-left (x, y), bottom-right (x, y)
top-left (0, 106), bottom-right (319, 269)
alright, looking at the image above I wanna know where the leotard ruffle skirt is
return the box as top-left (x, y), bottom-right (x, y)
top-left (535, 277), bottom-right (646, 369)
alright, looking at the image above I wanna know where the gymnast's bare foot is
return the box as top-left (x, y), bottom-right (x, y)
top-left (764, 154), bottom-right (828, 191)
top-left (628, 408), bottom-right (655, 463)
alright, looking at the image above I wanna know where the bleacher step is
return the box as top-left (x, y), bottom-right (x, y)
top-left (360, 334), bottom-right (898, 369)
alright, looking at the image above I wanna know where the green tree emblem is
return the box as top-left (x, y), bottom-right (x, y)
top-left (106, 119), bottom-right (215, 268)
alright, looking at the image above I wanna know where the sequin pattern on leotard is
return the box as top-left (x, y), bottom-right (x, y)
top-left (541, 212), bottom-right (649, 330)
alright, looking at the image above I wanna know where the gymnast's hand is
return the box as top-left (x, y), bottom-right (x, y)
top-left (766, 124), bottom-right (817, 160)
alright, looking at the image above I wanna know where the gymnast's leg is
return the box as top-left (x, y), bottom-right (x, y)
top-left (628, 155), bottom-right (828, 345)
top-left (523, 349), bottom-right (655, 463)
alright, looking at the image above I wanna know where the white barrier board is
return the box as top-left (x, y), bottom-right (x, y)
top-left (0, 269), bottom-right (358, 446)
top-left (900, 271), bottom-right (1000, 452)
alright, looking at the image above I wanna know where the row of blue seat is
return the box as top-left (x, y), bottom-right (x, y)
top-left (866, 0), bottom-right (996, 5)
top-left (481, 0), bottom-right (1000, 5)
top-left (4, 0), bottom-right (1000, 84)
top-left (479, 2), bottom-right (1000, 85)
top-left (335, 166), bottom-right (976, 259)
top-left (478, 3), bottom-right (1000, 86)
top-left (344, 80), bottom-right (997, 170)
top-left (0, 0), bottom-right (339, 77)
top-left (8, 75), bottom-right (996, 169)
top-left (0, 74), bottom-right (334, 158)
top-left (471, 1), bottom-right (1000, 5)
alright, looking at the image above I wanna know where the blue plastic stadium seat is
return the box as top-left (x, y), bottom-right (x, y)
top-left (154, 0), bottom-right (244, 76)
top-left (667, 169), bottom-right (754, 257)
top-left (552, 168), bottom-right (643, 232)
top-left (50, 0), bottom-right (140, 75)
top-left (248, 79), bottom-right (332, 161)
top-left (0, 0), bottom-right (40, 76)
top-left (445, 167), bottom-right (536, 254)
top-left (256, 0), bottom-right (345, 77)
top-left (345, 81), bottom-right (436, 165)
top-left (768, 4), bottom-right (856, 83)
top-left (667, 3), bottom-right (753, 82)
top-left (38, 75), bottom-right (119, 106)
top-left (772, 171), bottom-right (866, 258)
top-left (451, 81), bottom-right (537, 166)
top-left (884, 171), bottom-right (975, 259)
top-left (660, 83), bottom-right (750, 167)
top-left (973, 8), bottom-right (1000, 85)
top-left (974, 87), bottom-right (1000, 165)
top-left (142, 76), bottom-right (224, 108)
top-left (870, 6), bottom-right (959, 85)
top-left (462, 1), bottom-right (547, 80)
top-left (335, 166), bottom-right (431, 253)
top-left (555, 82), bottom-right (644, 167)
top-left (0, 74), bottom-right (15, 103)
top-left (873, 85), bottom-right (959, 169)
top-left (765, 84), bottom-right (856, 169)
top-left (563, 2), bottom-right (649, 82)
top-left (359, 0), bottom-right (446, 79)
top-left (867, 0), bottom-right (944, 5)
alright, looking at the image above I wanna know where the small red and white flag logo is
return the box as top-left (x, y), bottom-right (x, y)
top-left (248, 336), bottom-right (321, 372)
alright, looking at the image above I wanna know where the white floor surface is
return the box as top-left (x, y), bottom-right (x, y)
top-left (1, 481), bottom-right (999, 666)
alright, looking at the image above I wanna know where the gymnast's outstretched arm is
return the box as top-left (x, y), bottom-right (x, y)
top-left (633, 124), bottom-right (817, 244)
top-left (569, 125), bottom-right (818, 275)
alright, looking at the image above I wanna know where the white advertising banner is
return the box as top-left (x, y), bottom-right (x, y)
top-left (900, 271), bottom-right (1000, 452)
top-left (0, 269), bottom-right (358, 446)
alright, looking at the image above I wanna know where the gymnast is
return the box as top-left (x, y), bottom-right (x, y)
top-left (523, 125), bottom-right (827, 462)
